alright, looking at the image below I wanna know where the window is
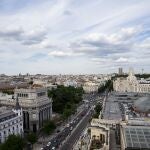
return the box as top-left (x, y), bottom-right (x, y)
top-left (13, 127), bottom-right (14, 130)
top-left (37, 92), bottom-right (46, 97)
top-left (4, 131), bottom-right (6, 134)
top-left (18, 93), bottom-right (28, 98)
top-left (32, 107), bottom-right (36, 110)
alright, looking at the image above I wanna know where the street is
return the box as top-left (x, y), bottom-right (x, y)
top-left (40, 93), bottom-right (101, 150)
top-left (60, 109), bottom-right (93, 150)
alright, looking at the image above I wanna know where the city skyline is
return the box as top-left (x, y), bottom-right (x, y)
top-left (0, 0), bottom-right (150, 74)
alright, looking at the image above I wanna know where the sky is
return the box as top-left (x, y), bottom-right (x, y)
top-left (0, 0), bottom-right (150, 75)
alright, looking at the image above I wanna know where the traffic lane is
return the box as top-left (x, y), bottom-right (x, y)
top-left (60, 112), bottom-right (92, 150)
top-left (43, 109), bottom-right (89, 150)
top-left (60, 111), bottom-right (93, 150)
top-left (43, 93), bottom-right (99, 149)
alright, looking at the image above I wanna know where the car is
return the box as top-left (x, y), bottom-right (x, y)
top-left (66, 123), bottom-right (70, 127)
top-left (46, 141), bottom-right (51, 146)
top-left (40, 148), bottom-right (44, 150)
top-left (70, 126), bottom-right (73, 131)
top-left (52, 147), bottom-right (55, 150)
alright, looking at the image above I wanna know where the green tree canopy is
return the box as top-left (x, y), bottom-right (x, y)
top-left (0, 135), bottom-right (24, 150)
top-left (48, 85), bottom-right (84, 119)
top-left (42, 120), bottom-right (56, 135)
top-left (98, 80), bottom-right (113, 93)
top-left (93, 104), bottom-right (102, 118)
top-left (26, 132), bottom-right (37, 145)
top-left (95, 104), bottom-right (102, 114)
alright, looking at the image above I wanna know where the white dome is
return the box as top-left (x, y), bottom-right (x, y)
top-left (134, 96), bottom-right (150, 113)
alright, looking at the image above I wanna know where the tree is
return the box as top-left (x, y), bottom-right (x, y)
top-left (87, 128), bottom-right (91, 134)
top-left (135, 74), bottom-right (150, 79)
top-left (26, 132), bottom-right (37, 145)
top-left (42, 120), bottom-right (56, 135)
top-left (95, 104), bottom-right (102, 114)
top-left (98, 79), bottom-right (113, 93)
top-left (48, 85), bottom-right (84, 119)
top-left (93, 113), bottom-right (99, 118)
top-left (2, 90), bottom-right (14, 95)
top-left (0, 135), bottom-right (24, 150)
top-left (93, 104), bottom-right (102, 118)
top-left (62, 108), bottom-right (72, 119)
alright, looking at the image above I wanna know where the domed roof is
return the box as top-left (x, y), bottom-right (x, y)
top-left (134, 96), bottom-right (150, 113)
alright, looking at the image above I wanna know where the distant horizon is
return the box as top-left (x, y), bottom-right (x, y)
top-left (0, 0), bottom-right (150, 74)
top-left (0, 70), bottom-right (150, 76)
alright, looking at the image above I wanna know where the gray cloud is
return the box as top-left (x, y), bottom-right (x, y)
top-left (63, 10), bottom-right (72, 16)
top-left (0, 0), bottom-right (150, 74)
top-left (0, 28), bottom-right (23, 40)
top-left (0, 27), bottom-right (47, 45)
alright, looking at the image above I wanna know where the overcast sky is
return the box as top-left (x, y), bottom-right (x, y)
top-left (0, 0), bottom-right (150, 75)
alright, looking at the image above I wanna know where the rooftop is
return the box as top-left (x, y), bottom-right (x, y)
top-left (122, 126), bottom-right (150, 149)
top-left (0, 107), bottom-right (17, 123)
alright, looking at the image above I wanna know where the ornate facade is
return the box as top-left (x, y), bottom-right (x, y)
top-left (113, 69), bottom-right (150, 93)
top-left (89, 119), bottom-right (110, 150)
top-left (0, 87), bottom-right (52, 133)
top-left (0, 104), bottom-right (23, 143)
top-left (83, 82), bottom-right (99, 93)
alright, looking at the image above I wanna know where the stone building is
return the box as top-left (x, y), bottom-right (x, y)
top-left (0, 98), bottom-right (23, 143)
top-left (83, 82), bottom-right (99, 93)
top-left (118, 68), bottom-right (123, 75)
top-left (113, 69), bottom-right (150, 93)
top-left (89, 119), bottom-right (110, 150)
top-left (0, 86), bottom-right (52, 133)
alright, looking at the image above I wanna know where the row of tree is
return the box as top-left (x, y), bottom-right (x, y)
top-left (113, 73), bottom-right (150, 79)
top-left (42, 120), bottom-right (56, 135)
top-left (98, 80), bottom-right (113, 93)
top-left (48, 85), bottom-right (84, 119)
top-left (135, 74), bottom-right (150, 79)
top-left (0, 132), bottom-right (37, 150)
top-left (1, 90), bottom-right (14, 95)
top-left (93, 104), bottom-right (102, 118)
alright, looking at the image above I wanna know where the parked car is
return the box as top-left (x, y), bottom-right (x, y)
top-left (47, 142), bottom-right (51, 147)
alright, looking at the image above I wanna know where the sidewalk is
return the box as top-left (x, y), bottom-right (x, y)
top-left (109, 129), bottom-right (120, 150)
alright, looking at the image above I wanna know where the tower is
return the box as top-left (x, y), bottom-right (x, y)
top-left (15, 95), bottom-right (21, 110)
top-left (13, 95), bottom-right (22, 116)
top-left (129, 68), bottom-right (134, 76)
top-left (118, 68), bottom-right (123, 75)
